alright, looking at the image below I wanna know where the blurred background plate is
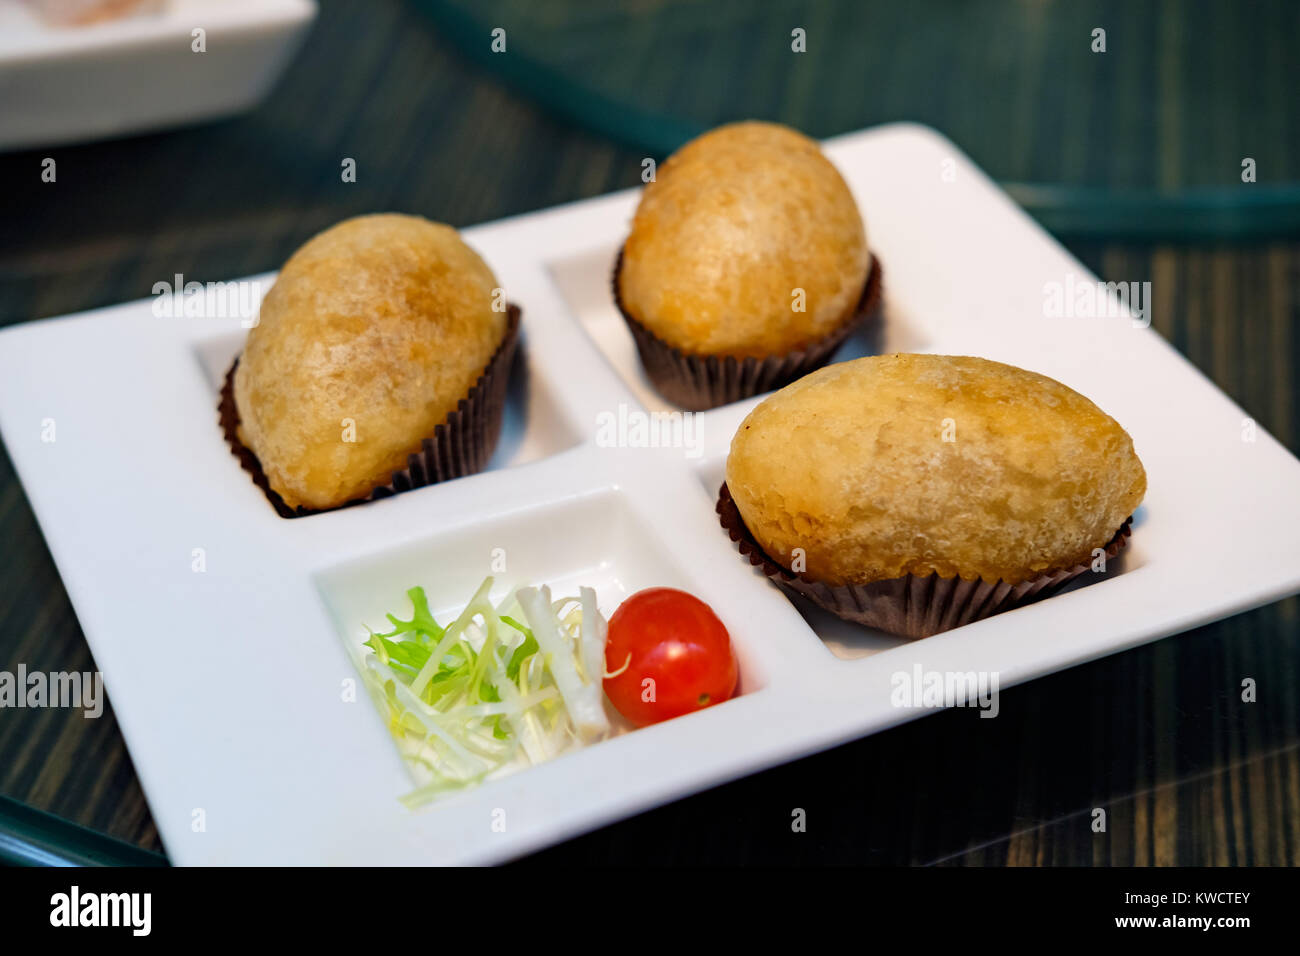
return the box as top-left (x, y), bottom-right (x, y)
top-left (0, 0), bottom-right (317, 151)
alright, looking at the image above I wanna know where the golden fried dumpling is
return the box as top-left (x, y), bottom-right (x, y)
top-left (726, 354), bottom-right (1146, 586)
top-left (618, 121), bottom-right (869, 357)
top-left (233, 214), bottom-right (506, 511)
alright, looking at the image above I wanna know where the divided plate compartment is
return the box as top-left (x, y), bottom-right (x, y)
top-left (3, 125), bottom-right (1300, 865)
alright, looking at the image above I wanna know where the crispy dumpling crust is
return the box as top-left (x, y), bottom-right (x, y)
top-left (618, 121), bottom-right (869, 358)
top-left (233, 214), bottom-right (506, 511)
top-left (725, 354), bottom-right (1147, 586)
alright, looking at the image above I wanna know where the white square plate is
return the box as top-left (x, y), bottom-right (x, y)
top-left (3, 124), bottom-right (1299, 865)
top-left (0, 0), bottom-right (316, 151)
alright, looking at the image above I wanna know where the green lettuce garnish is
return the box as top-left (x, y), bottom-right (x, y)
top-left (357, 577), bottom-right (610, 809)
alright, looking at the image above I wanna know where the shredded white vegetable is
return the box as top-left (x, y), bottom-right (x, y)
top-left (359, 577), bottom-right (612, 808)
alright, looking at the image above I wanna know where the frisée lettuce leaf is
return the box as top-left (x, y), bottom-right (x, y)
top-left (359, 576), bottom-right (611, 808)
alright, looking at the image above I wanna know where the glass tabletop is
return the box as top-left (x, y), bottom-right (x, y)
top-left (414, 0), bottom-right (1300, 240)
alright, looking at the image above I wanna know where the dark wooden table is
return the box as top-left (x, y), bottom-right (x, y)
top-left (1, 0), bottom-right (1297, 865)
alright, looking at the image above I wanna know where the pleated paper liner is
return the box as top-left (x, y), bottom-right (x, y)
top-left (218, 305), bottom-right (521, 519)
top-left (716, 482), bottom-right (1133, 640)
top-left (612, 248), bottom-right (883, 411)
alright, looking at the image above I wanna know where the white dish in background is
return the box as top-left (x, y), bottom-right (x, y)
top-left (0, 0), bottom-right (316, 151)
top-left (2, 124), bottom-right (1299, 865)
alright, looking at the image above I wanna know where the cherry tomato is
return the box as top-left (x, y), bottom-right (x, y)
top-left (603, 588), bottom-right (738, 726)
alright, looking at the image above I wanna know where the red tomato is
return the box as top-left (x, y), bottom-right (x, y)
top-left (603, 588), bottom-right (738, 726)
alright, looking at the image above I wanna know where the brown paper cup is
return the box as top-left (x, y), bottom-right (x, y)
top-left (612, 249), bottom-right (883, 411)
top-left (219, 305), bottom-right (521, 518)
top-left (716, 482), bottom-right (1133, 639)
